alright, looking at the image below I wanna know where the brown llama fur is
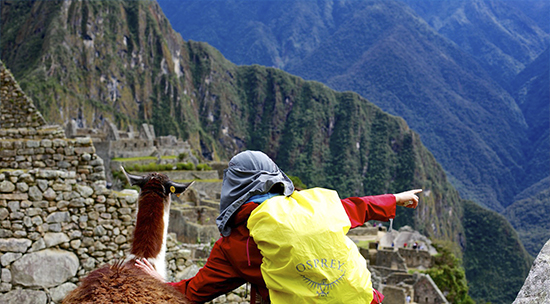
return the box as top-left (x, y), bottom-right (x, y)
top-left (62, 260), bottom-right (188, 304)
top-left (131, 177), bottom-right (167, 258)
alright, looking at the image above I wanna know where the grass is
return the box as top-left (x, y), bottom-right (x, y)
top-left (112, 156), bottom-right (157, 162)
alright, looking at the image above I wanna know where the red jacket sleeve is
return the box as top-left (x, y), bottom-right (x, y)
top-left (167, 238), bottom-right (246, 303)
top-left (341, 194), bottom-right (396, 229)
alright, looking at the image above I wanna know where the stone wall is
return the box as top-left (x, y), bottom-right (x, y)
top-left (376, 249), bottom-right (408, 271)
top-left (398, 247), bottom-right (433, 269)
top-left (109, 138), bottom-right (156, 158)
top-left (0, 64), bottom-right (46, 129)
top-left (414, 274), bottom-right (449, 304)
top-left (0, 141), bottom-right (196, 303)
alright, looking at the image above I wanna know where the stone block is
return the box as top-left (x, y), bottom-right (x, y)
top-left (68, 230), bottom-right (82, 239)
top-left (114, 235), bottom-right (127, 244)
top-left (40, 139), bottom-right (52, 148)
top-left (74, 146), bottom-right (95, 155)
top-left (0, 289), bottom-right (47, 304)
top-left (57, 200), bottom-right (70, 209)
top-left (0, 181), bottom-right (15, 192)
top-left (39, 170), bottom-right (61, 179)
top-left (1, 268), bottom-right (11, 282)
top-left (1, 252), bottom-right (22, 266)
top-left (29, 238), bottom-right (46, 252)
top-left (16, 182), bottom-right (29, 192)
top-left (69, 197), bottom-right (85, 207)
top-left (26, 140), bottom-right (40, 148)
top-left (43, 188), bottom-right (57, 201)
top-left (50, 282), bottom-right (77, 303)
top-left (0, 208), bottom-right (8, 220)
top-left (0, 282), bottom-right (11, 292)
top-left (93, 225), bottom-right (107, 236)
top-left (48, 223), bottom-right (62, 232)
top-left (14, 230), bottom-right (27, 238)
top-left (0, 228), bottom-right (13, 238)
top-left (44, 232), bottom-right (70, 247)
top-left (70, 239), bottom-right (81, 249)
top-left (7, 201), bottom-right (19, 212)
top-left (36, 179), bottom-right (48, 191)
top-left (46, 211), bottom-right (70, 223)
top-left (0, 193), bottom-right (28, 201)
top-left (0, 238), bottom-right (31, 252)
top-left (11, 249), bottom-right (79, 287)
top-left (28, 186), bottom-right (43, 200)
top-left (76, 184), bottom-right (94, 197)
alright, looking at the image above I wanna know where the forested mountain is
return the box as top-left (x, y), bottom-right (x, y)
top-left (156, 0), bottom-right (549, 215)
top-left (402, 0), bottom-right (549, 86)
top-left (0, 0), bottom-right (534, 303)
top-left (510, 47), bottom-right (549, 193)
top-left (503, 48), bottom-right (550, 257)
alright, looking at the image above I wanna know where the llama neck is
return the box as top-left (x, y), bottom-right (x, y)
top-left (131, 193), bottom-right (171, 280)
top-left (143, 207), bottom-right (170, 280)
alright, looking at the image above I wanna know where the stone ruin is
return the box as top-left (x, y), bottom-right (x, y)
top-left (0, 62), bottom-right (250, 304)
top-left (65, 117), bottom-right (198, 184)
top-left (349, 225), bottom-right (449, 304)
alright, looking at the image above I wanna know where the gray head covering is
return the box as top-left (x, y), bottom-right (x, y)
top-left (217, 150), bottom-right (294, 236)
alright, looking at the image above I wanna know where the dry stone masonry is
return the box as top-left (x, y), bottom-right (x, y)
top-left (0, 65), bottom-right (46, 129)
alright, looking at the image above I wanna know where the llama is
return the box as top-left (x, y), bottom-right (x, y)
top-left (63, 168), bottom-right (193, 304)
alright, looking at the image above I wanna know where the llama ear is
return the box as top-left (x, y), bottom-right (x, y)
top-left (121, 166), bottom-right (148, 188)
top-left (166, 180), bottom-right (195, 197)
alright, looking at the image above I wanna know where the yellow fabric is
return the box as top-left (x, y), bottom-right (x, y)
top-left (248, 188), bottom-right (373, 304)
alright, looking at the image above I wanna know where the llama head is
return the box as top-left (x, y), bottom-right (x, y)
top-left (121, 167), bottom-right (194, 260)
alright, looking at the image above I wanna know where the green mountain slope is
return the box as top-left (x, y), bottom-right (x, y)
top-left (510, 47), bottom-right (549, 190)
top-left (463, 200), bottom-right (533, 304)
top-left (402, 0), bottom-right (549, 86)
top-left (503, 48), bottom-right (550, 257)
top-left (503, 179), bottom-right (550, 257)
top-left (156, 0), bottom-right (547, 213)
top-left (1, 1), bottom-right (532, 302)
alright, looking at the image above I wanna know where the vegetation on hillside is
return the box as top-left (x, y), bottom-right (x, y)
top-left (504, 186), bottom-right (550, 257)
top-left (424, 244), bottom-right (475, 304)
top-left (463, 200), bottom-right (533, 304)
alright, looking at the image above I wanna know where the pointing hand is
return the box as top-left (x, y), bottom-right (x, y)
top-left (395, 189), bottom-right (422, 209)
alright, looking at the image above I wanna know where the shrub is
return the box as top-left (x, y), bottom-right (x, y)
top-left (177, 162), bottom-right (195, 170)
top-left (178, 153), bottom-right (187, 161)
top-left (196, 163), bottom-right (212, 171)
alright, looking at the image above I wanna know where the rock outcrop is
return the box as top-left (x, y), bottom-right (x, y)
top-left (513, 239), bottom-right (550, 304)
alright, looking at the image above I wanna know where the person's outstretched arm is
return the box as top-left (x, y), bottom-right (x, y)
top-left (341, 189), bottom-right (422, 228)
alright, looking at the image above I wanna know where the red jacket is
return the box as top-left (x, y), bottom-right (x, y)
top-left (168, 194), bottom-right (396, 303)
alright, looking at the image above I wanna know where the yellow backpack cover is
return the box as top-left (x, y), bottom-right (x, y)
top-left (247, 188), bottom-right (374, 303)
